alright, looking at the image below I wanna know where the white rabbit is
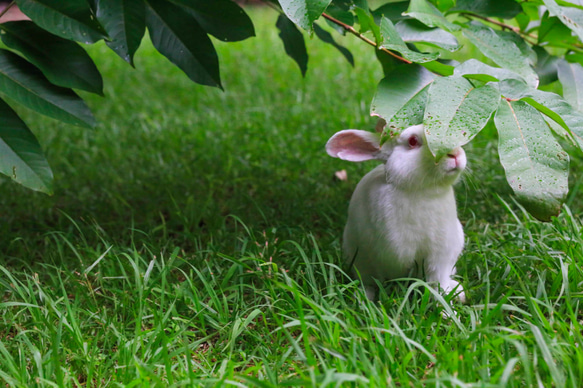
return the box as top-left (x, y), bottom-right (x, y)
top-left (326, 124), bottom-right (466, 301)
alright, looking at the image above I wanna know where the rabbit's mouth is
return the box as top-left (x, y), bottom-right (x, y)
top-left (440, 162), bottom-right (465, 179)
top-left (444, 167), bottom-right (463, 177)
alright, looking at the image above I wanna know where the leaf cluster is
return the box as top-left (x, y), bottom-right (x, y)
top-left (3, 0), bottom-right (583, 221)
top-left (0, 0), bottom-right (254, 194)
top-left (276, 0), bottom-right (583, 220)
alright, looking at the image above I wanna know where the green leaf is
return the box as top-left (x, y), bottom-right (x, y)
top-left (449, 0), bottom-right (522, 19)
top-left (330, 0), bottom-right (351, 10)
top-left (533, 46), bottom-right (559, 86)
top-left (15, 0), bottom-right (106, 44)
top-left (462, 22), bottom-right (538, 87)
top-left (325, 4), bottom-right (354, 26)
top-left (324, 5), bottom-right (353, 34)
top-left (371, 64), bottom-right (436, 123)
top-left (355, 8), bottom-right (381, 44)
top-left (375, 49), bottom-right (401, 76)
top-left (522, 2), bottom-right (540, 22)
top-left (424, 76), bottom-right (500, 158)
top-left (145, 0), bottom-right (221, 88)
top-left (379, 17), bottom-right (439, 63)
top-left (454, 59), bottom-right (522, 82)
top-left (565, 52), bottom-right (583, 66)
top-left (421, 59), bottom-right (456, 76)
top-left (430, 0), bottom-right (455, 13)
top-left (503, 79), bottom-right (583, 152)
top-left (0, 49), bottom-right (95, 127)
top-left (538, 12), bottom-right (578, 47)
top-left (0, 98), bottom-right (53, 194)
top-left (515, 12), bottom-right (530, 32)
top-left (169, 0), bottom-right (255, 42)
top-left (557, 60), bottom-right (583, 111)
top-left (96, 0), bottom-right (145, 66)
top-left (383, 84), bottom-right (430, 138)
top-left (277, 0), bottom-right (331, 31)
top-left (494, 99), bottom-right (569, 221)
top-left (544, 115), bottom-right (575, 147)
top-left (404, 0), bottom-right (460, 32)
top-left (496, 30), bottom-right (536, 65)
top-left (0, 21), bottom-right (103, 95)
top-left (276, 14), bottom-right (308, 77)
top-left (371, 1), bottom-right (410, 23)
top-left (395, 19), bottom-right (460, 51)
top-left (313, 23), bottom-right (353, 66)
top-left (543, 0), bottom-right (583, 42)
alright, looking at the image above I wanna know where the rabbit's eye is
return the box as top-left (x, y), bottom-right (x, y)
top-left (408, 135), bottom-right (420, 148)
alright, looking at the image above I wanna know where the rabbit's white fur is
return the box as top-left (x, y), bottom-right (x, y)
top-left (326, 124), bottom-right (466, 301)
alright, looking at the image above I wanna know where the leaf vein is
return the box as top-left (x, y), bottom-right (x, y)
top-left (506, 99), bottom-right (535, 172)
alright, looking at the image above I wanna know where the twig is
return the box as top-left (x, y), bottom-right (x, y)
top-left (0, 1), bottom-right (15, 21)
top-left (462, 12), bottom-right (583, 51)
top-left (321, 12), bottom-right (411, 64)
top-left (460, 13), bottom-right (538, 45)
top-left (464, 13), bottom-right (523, 33)
top-left (264, 0), bottom-right (411, 65)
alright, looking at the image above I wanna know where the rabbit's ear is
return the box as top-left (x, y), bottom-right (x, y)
top-left (326, 130), bottom-right (388, 162)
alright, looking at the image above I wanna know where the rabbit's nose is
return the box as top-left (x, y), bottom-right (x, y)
top-left (446, 148), bottom-right (463, 167)
top-left (447, 147), bottom-right (463, 158)
top-left (446, 148), bottom-right (466, 170)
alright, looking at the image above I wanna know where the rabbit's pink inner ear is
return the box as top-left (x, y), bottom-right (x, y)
top-left (326, 130), bottom-right (380, 162)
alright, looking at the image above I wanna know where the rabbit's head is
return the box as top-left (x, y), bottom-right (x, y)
top-left (326, 124), bottom-right (466, 191)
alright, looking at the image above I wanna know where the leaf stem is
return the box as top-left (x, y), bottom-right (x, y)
top-left (463, 12), bottom-right (583, 51)
top-left (460, 13), bottom-right (538, 45)
top-left (321, 12), bottom-right (411, 64)
top-left (0, 1), bottom-right (15, 21)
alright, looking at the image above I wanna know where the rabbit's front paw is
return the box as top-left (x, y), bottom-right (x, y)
top-left (442, 279), bottom-right (466, 303)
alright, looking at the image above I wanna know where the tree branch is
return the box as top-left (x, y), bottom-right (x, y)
top-left (264, 0), bottom-right (410, 64)
top-left (461, 12), bottom-right (583, 51)
top-left (460, 13), bottom-right (538, 45)
top-left (321, 12), bottom-right (412, 64)
top-left (0, 1), bottom-right (15, 21)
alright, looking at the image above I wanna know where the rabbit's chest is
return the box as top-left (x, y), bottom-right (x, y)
top-left (382, 194), bottom-right (455, 260)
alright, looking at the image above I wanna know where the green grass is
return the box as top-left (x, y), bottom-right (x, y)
top-left (2, 6), bottom-right (583, 387)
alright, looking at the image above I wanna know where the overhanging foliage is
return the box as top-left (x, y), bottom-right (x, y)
top-left (0, 0), bottom-right (582, 221)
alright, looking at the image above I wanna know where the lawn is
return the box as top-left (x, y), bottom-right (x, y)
top-left (1, 5), bottom-right (583, 387)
